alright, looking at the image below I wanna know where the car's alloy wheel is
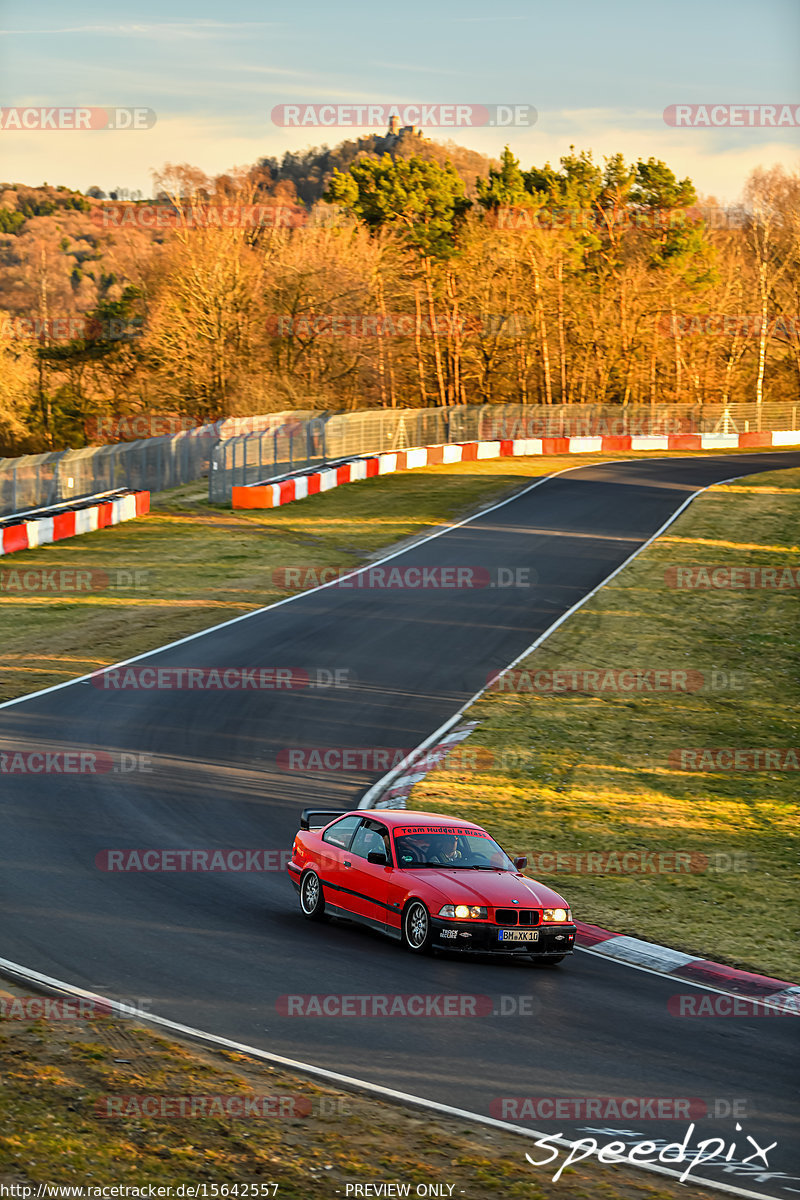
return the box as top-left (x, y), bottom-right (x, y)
top-left (300, 870), bottom-right (325, 920)
top-left (402, 900), bottom-right (432, 953)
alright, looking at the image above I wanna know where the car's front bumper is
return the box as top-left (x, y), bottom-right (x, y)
top-left (432, 918), bottom-right (577, 956)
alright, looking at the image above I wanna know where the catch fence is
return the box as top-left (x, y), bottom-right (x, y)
top-left (0, 412), bottom-right (316, 516)
top-left (208, 402), bottom-right (799, 503)
top-left (2, 403), bottom-right (796, 515)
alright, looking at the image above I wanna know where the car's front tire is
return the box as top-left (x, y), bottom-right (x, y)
top-left (402, 900), bottom-right (433, 953)
top-left (299, 870), bottom-right (325, 920)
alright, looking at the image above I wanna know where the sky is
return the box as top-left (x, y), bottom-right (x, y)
top-left (1, 0), bottom-right (799, 203)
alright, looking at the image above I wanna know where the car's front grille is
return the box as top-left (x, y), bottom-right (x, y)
top-left (494, 908), bottom-right (540, 926)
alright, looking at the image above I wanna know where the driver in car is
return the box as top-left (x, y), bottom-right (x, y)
top-left (415, 834), bottom-right (463, 864)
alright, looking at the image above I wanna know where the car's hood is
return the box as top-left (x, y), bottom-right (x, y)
top-left (402, 868), bottom-right (569, 910)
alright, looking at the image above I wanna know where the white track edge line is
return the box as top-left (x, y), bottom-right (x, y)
top-left (358, 465), bottom-right (800, 1006)
top-left (0, 954), bottom-right (777, 1200)
top-left (0, 460), bottom-right (793, 1200)
top-left (0, 453), bottom-right (788, 714)
top-left (359, 468), bottom-right (743, 806)
top-left (0, 460), bottom-right (599, 712)
top-left (575, 944), bottom-right (798, 1009)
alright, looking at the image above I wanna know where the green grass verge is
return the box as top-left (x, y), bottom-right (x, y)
top-left (0, 981), bottom-right (723, 1198)
top-left (409, 467), bottom-right (800, 980)
top-left (0, 445), bottom-right (788, 705)
top-left (0, 455), bottom-right (561, 702)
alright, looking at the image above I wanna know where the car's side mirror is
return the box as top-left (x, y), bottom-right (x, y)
top-left (514, 856), bottom-right (528, 870)
top-left (368, 851), bottom-right (389, 866)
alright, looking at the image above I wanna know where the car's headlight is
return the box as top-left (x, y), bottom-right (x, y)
top-left (542, 907), bottom-right (571, 922)
top-left (438, 904), bottom-right (488, 919)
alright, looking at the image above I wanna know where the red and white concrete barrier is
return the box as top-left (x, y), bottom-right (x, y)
top-left (366, 719), bottom-right (799, 1005)
top-left (0, 491), bottom-right (150, 557)
top-left (232, 432), bottom-right (800, 510)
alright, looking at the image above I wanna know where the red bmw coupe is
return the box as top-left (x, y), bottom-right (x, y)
top-left (288, 809), bottom-right (576, 963)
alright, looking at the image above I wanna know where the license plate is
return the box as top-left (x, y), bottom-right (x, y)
top-left (499, 929), bottom-right (539, 942)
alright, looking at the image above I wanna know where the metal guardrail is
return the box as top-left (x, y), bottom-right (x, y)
top-left (2, 403), bottom-right (797, 515)
top-left (209, 402), bottom-right (800, 504)
top-left (207, 416), bottom-right (329, 502)
top-left (0, 412), bottom-right (317, 517)
top-left (0, 488), bottom-right (135, 529)
top-left (0, 434), bottom-right (214, 517)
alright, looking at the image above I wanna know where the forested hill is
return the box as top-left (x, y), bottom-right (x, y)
top-left (257, 129), bottom-right (498, 204)
top-left (0, 138), bottom-right (796, 457)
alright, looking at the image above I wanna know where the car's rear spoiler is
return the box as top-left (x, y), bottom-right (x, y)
top-left (300, 808), bottom-right (349, 831)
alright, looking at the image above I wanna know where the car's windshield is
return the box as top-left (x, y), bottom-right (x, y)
top-left (393, 830), bottom-right (515, 870)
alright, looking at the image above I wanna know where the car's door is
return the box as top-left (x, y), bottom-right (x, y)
top-left (317, 815), bottom-right (362, 913)
top-left (340, 819), bottom-right (394, 929)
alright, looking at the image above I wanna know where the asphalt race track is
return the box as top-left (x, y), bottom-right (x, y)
top-left (2, 452), bottom-right (799, 1197)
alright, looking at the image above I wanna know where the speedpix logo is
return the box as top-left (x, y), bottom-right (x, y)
top-left (0, 107), bottom-right (156, 130)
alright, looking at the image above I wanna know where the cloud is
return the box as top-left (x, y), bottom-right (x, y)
top-left (0, 21), bottom-right (281, 39)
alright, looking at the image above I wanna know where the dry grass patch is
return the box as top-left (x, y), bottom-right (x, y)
top-left (0, 981), bottom-right (722, 1199)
